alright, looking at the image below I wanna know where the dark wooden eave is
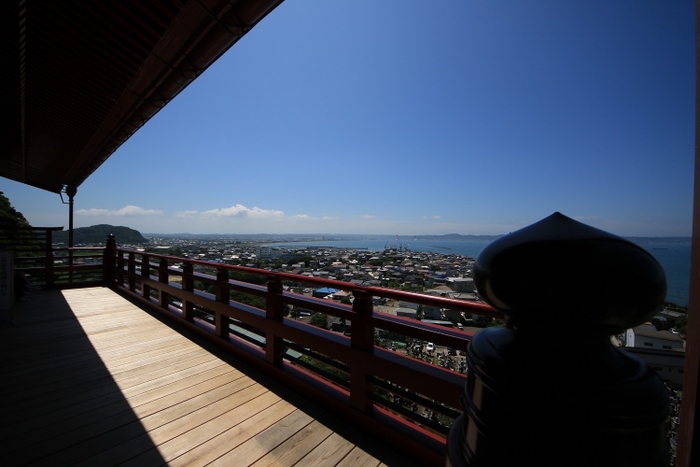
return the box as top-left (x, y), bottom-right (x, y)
top-left (0, 0), bottom-right (283, 194)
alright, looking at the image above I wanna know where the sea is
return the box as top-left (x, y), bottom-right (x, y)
top-left (268, 236), bottom-right (692, 307)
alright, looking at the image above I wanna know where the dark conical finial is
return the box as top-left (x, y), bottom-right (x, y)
top-left (474, 212), bottom-right (666, 334)
top-left (106, 234), bottom-right (116, 248)
top-left (446, 213), bottom-right (671, 467)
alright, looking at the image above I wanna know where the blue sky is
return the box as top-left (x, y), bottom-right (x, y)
top-left (3, 0), bottom-right (696, 236)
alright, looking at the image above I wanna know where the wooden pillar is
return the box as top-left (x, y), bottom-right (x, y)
top-left (45, 229), bottom-right (55, 286)
top-left (182, 263), bottom-right (194, 321)
top-left (102, 234), bottom-right (116, 287)
top-left (215, 268), bottom-right (229, 339)
top-left (141, 255), bottom-right (151, 300)
top-left (128, 251), bottom-right (136, 292)
top-left (676, 6), bottom-right (700, 466)
top-left (265, 276), bottom-right (285, 365)
top-left (350, 289), bottom-right (374, 413)
top-left (117, 250), bottom-right (124, 286)
top-left (158, 258), bottom-right (169, 309)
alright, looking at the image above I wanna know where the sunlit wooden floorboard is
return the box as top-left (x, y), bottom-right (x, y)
top-left (0, 287), bottom-right (419, 466)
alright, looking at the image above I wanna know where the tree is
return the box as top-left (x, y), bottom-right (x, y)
top-left (0, 192), bottom-right (41, 259)
top-left (0, 192), bottom-right (32, 229)
top-left (310, 313), bottom-right (328, 328)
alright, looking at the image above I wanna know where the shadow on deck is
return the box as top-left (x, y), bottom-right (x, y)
top-left (0, 288), bottom-right (418, 466)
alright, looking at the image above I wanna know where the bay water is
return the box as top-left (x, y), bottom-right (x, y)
top-left (270, 236), bottom-right (691, 307)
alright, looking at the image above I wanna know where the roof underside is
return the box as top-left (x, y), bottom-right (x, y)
top-left (1, 0), bottom-right (283, 194)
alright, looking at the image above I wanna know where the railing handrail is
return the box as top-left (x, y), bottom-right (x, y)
top-left (0, 226), bottom-right (105, 288)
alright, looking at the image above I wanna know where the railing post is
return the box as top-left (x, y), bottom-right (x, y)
top-left (102, 234), bottom-right (116, 287)
top-left (350, 289), bottom-right (374, 413)
top-left (182, 263), bottom-right (194, 321)
top-left (446, 212), bottom-right (670, 467)
top-left (266, 276), bottom-right (285, 365)
top-left (215, 268), bottom-right (229, 339)
top-left (45, 229), bottom-right (55, 286)
top-left (117, 250), bottom-right (124, 286)
top-left (158, 258), bottom-right (169, 309)
top-left (141, 255), bottom-right (151, 299)
top-left (128, 251), bottom-right (136, 292)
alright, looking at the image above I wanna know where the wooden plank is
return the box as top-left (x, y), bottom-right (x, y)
top-left (336, 445), bottom-right (383, 467)
top-left (208, 409), bottom-right (315, 466)
top-left (249, 420), bottom-right (333, 467)
top-left (132, 374), bottom-right (257, 425)
top-left (71, 385), bottom-right (273, 467)
top-left (294, 432), bottom-right (359, 467)
top-left (151, 386), bottom-right (280, 461)
top-left (0, 342), bottom-right (203, 404)
top-left (120, 358), bottom-right (231, 402)
top-left (166, 399), bottom-right (298, 467)
top-left (7, 366), bottom-right (248, 454)
top-left (7, 362), bottom-right (232, 448)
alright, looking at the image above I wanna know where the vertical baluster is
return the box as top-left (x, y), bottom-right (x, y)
top-left (159, 258), bottom-right (169, 309)
top-left (182, 262), bottom-right (194, 321)
top-left (266, 276), bottom-right (285, 365)
top-left (117, 250), bottom-right (124, 286)
top-left (46, 229), bottom-right (55, 286)
top-left (215, 268), bottom-right (229, 339)
top-left (102, 234), bottom-right (116, 286)
top-left (142, 255), bottom-right (151, 299)
top-left (350, 289), bottom-right (374, 413)
top-left (128, 251), bottom-right (136, 292)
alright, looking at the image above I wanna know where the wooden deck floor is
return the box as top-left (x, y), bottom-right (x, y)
top-left (0, 287), bottom-right (419, 467)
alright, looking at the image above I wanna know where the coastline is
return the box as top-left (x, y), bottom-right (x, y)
top-left (267, 237), bottom-right (691, 307)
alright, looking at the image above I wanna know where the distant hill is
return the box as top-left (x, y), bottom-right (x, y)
top-left (54, 225), bottom-right (149, 246)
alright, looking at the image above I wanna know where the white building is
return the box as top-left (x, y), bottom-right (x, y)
top-left (447, 277), bottom-right (476, 293)
top-left (624, 324), bottom-right (685, 389)
top-left (256, 246), bottom-right (283, 260)
top-left (625, 324), bottom-right (684, 351)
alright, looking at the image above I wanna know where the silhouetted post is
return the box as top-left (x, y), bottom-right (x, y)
top-left (141, 255), bottom-right (151, 300)
top-left (215, 268), bottom-right (229, 339)
top-left (266, 276), bottom-right (285, 365)
top-left (446, 212), bottom-right (669, 467)
top-left (182, 263), bottom-right (194, 321)
top-left (66, 185), bottom-right (76, 284)
top-left (158, 258), bottom-right (169, 309)
top-left (351, 289), bottom-right (374, 413)
top-left (46, 229), bottom-right (55, 286)
top-left (128, 251), bottom-right (136, 292)
top-left (103, 234), bottom-right (116, 286)
top-left (117, 250), bottom-right (125, 286)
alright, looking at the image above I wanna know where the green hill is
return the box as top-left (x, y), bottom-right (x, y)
top-left (0, 192), bottom-right (32, 229)
top-left (54, 225), bottom-right (149, 246)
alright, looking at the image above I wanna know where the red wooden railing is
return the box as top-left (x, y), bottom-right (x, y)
top-left (101, 236), bottom-right (500, 464)
top-left (0, 227), bottom-right (104, 288)
top-left (4, 228), bottom-right (689, 465)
